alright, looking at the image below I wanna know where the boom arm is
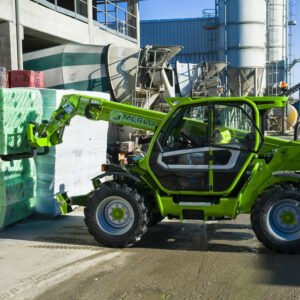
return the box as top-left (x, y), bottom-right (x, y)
top-left (27, 94), bottom-right (166, 149)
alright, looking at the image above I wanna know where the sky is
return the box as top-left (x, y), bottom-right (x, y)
top-left (139, 0), bottom-right (300, 90)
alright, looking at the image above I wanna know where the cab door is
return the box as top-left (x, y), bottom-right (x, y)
top-left (210, 102), bottom-right (260, 192)
top-left (148, 103), bottom-right (211, 192)
top-left (148, 100), bottom-right (260, 193)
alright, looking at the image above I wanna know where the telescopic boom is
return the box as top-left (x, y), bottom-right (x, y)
top-left (27, 94), bottom-right (166, 150)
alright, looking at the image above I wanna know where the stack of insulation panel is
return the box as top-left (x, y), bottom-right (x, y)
top-left (0, 88), bottom-right (42, 228)
top-left (36, 89), bottom-right (109, 216)
top-left (0, 158), bottom-right (36, 229)
top-left (0, 88), bottom-right (42, 155)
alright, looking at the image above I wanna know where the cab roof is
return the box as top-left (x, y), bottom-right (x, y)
top-left (165, 96), bottom-right (288, 111)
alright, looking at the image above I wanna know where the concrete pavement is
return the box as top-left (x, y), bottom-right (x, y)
top-left (1, 208), bottom-right (300, 300)
top-left (0, 209), bottom-right (126, 300)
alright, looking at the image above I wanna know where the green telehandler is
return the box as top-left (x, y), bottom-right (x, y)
top-left (25, 94), bottom-right (300, 253)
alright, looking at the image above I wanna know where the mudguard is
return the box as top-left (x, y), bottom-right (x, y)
top-left (92, 164), bottom-right (142, 184)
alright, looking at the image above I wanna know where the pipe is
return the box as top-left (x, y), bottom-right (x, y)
top-left (224, 0), bottom-right (228, 95)
top-left (238, 73), bottom-right (242, 97)
top-left (15, 0), bottom-right (23, 70)
top-left (287, 58), bottom-right (300, 73)
top-left (254, 68), bottom-right (257, 96)
top-left (87, 0), bottom-right (93, 44)
top-left (285, 0), bottom-right (289, 83)
top-left (135, 0), bottom-right (140, 46)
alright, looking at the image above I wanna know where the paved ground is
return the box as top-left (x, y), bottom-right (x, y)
top-left (1, 208), bottom-right (300, 300)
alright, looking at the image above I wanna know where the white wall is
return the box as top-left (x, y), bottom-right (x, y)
top-left (0, 0), bottom-right (14, 21)
top-left (0, 21), bottom-right (18, 70)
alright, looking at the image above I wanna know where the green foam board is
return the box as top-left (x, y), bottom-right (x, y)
top-left (0, 88), bottom-right (42, 155)
top-left (0, 158), bottom-right (36, 229)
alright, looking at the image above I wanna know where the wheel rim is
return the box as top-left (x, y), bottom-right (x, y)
top-left (266, 199), bottom-right (300, 241)
top-left (96, 196), bottom-right (135, 236)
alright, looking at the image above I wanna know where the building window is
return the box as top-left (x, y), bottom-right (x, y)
top-left (93, 0), bottom-right (137, 39)
top-left (31, 0), bottom-right (137, 40)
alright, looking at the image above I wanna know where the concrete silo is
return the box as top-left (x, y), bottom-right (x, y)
top-left (218, 0), bottom-right (266, 96)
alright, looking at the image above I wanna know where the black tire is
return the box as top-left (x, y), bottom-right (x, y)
top-left (84, 181), bottom-right (149, 247)
top-left (251, 184), bottom-right (300, 254)
top-left (149, 212), bottom-right (165, 226)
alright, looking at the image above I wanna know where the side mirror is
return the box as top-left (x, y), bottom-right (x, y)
top-left (294, 122), bottom-right (300, 141)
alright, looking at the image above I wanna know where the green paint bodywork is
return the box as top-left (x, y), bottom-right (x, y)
top-left (56, 193), bottom-right (69, 215)
top-left (27, 94), bottom-right (300, 221)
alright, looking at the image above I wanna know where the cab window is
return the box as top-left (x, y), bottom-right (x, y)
top-left (212, 103), bottom-right (257, 151)
top-left (159, 104), bottom-right (209, 152)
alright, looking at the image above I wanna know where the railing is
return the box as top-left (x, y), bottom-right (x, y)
top-left (30, 0), bottom-right (88, 21)
top-left (202, 9), bottom-right (216, 19)
top-left (94, 0), bottom-right (137, 40)
top-left (30, 0), bottom-right (137, 42)
top-left (202, 8), bottom-right (218, 30)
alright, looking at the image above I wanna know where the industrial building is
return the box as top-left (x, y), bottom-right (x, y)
top-left (141, 0), bottom-right (297, 97)
top-left (0, 0), bottom-right (140, 71)
top-left (141, 17), bottom-right (218, 63)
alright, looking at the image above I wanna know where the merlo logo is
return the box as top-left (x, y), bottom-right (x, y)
top-left (110, 110), bottom-right (123, 122)
top-left (109, 110), bottom-right (156, 129)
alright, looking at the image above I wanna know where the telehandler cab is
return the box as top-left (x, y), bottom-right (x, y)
top-left (26, 94), bottom-right (300, 253)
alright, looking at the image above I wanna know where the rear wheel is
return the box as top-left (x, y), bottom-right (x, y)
top-left (84, 182), bottom-right (149, 247)
top-left (251, 185), bottom-right (300, 253)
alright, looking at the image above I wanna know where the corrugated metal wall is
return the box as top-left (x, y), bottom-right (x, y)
top-left (140, 18), bottom-right (218, 63)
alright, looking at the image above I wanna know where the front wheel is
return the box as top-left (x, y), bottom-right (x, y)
top-left (251, 185), bottom-right (300, 253)
top-left (84, 182), bottom-right (149, 247)
top-left (149, 212), bottom-right (165, 226)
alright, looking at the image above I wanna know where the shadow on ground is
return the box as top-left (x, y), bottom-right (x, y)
top-left (0, 214), bottom-right (100, 249)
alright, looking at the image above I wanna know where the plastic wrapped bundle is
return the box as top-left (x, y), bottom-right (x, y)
top-left (0, 158), bottom-right (36, 229)
top-left (9, 70), bottom-right (44, 88)
top-left (0, 88), bottom-right (42, 155)
top-left (35, 89), bottom-right (109, 215)
top-left (23, 44), bottom-right (109, 92)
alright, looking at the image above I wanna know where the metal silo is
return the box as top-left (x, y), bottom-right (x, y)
top-left (218, 0), bottom-right (266, 96)
top-left (266, 0), bottom-right (286, 62)
top-left (266, 0), bottom-right (288, 95)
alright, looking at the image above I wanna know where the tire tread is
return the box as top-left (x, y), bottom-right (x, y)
top-left (251, 184), bottom-right (300, 254)
top-left (84, 181), bottom-right (149, 248)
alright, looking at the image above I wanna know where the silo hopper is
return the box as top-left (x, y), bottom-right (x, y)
top-left (227, 67), bottom-right (265, 97)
